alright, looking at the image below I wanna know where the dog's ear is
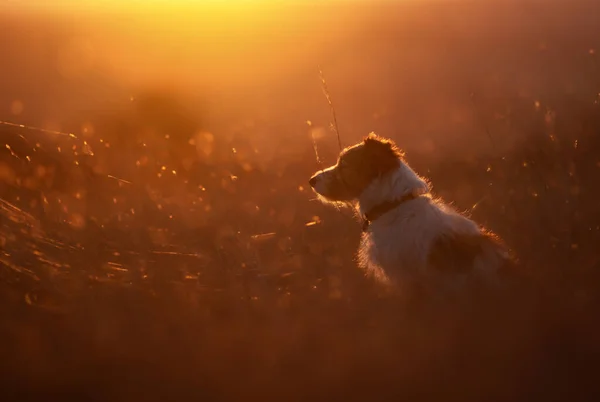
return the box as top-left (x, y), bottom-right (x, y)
top-left (363, 132), bottom-right (401, 153)
top-left (363, 132), bottom-right (402, 176)
top-left (364, 132), bottom-right (380, 142)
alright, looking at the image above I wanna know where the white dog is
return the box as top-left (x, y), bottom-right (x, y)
top-left (309, 133), bottom-right (514, 297)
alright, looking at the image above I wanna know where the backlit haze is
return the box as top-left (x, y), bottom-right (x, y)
top-left (7, 0), bottom-right (598, 156)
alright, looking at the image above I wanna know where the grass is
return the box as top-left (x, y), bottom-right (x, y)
top-left (1, 87), bottom-right (599, 401)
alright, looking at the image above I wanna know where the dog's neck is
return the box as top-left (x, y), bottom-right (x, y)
top-left (357, 163), bottom-right (430, 218)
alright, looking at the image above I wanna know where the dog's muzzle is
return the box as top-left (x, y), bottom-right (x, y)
top-left (309, 167), bottom-right (345, 200)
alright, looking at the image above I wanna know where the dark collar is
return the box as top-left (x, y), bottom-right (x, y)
top-left (361, 192), bottom-right (419, 232)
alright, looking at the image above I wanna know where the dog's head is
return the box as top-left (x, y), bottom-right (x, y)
top-left (309, 133), bottom-right (403, 202)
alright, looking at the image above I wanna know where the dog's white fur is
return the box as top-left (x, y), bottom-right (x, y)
top-left (312, 152), bottom-right (512, 296)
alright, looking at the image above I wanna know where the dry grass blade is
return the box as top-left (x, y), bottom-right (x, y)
top-left (318, 65), bottom-right (343, 151)
top-left (307, 120), bottom-right (323, 166)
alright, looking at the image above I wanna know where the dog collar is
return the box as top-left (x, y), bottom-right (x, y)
top-left (362, 193), bottom-right (419, 232)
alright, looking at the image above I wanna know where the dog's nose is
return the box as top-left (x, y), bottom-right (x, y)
top-left (309, 176), bottom-right (317, 188)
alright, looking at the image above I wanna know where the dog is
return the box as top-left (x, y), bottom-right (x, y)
top-left (309, 133), bottom-right (515, 297)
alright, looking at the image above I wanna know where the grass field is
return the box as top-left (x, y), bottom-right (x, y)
top-left (1, 1), bottom-right (600, 401)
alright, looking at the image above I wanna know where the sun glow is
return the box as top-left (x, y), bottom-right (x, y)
top-left (1, 0), bottom-right (369, 112)
top-left (5, 0), bottom-right (297, 12)
top-left (6, 0), bottom-right (314, 33)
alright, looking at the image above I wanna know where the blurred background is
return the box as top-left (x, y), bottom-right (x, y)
top-left (1, 0), bottom-right (600, 401)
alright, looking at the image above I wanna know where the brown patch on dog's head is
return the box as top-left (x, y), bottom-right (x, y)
top-left (309, 133), bottom-right (403, 201)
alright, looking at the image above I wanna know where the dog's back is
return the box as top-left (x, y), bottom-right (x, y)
top-left (360, 195), bottom-right (515, 295)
